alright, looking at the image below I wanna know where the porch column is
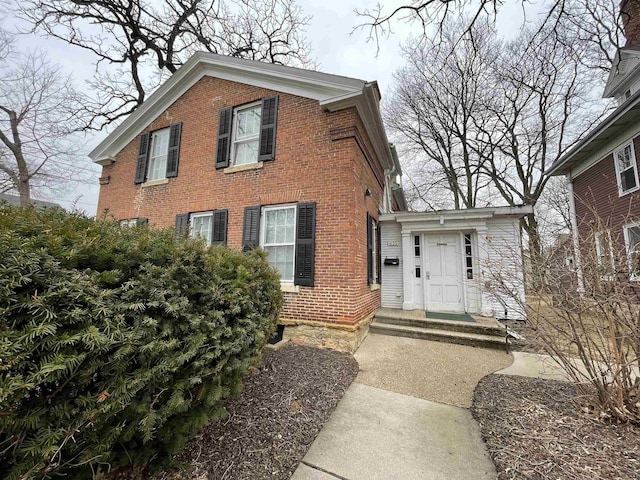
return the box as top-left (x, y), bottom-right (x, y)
top-left (401, 230), bottom-right (414, 310)
top-left (475, 227), bottom-right (493, 317)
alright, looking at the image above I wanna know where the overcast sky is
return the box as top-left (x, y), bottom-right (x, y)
top-left (2, 0), bottom-right (547, 215)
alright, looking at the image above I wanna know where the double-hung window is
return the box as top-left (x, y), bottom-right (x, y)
top-left (215, 96), bottom-right (278, 170)
top-left (190, 212), bottom-right (213, 245)
top-left (232, 102), bottom-right (261, 166)
top-left (261, 205), bottom-right (296, 283)
top-left (134, 123), bottom-right (182, 184)
top-left (147, 128), bottom-right (170, 181)
top-left (624, 224), bottom-right (640, 280)
top-left (614, 142), bottom-right (639, 195)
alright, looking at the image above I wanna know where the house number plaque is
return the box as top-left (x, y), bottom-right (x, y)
top-left (387, 241), bottom-right (400, 247)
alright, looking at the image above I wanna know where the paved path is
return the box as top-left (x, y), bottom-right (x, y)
top-left (292, 334), bottom-right (513, 480)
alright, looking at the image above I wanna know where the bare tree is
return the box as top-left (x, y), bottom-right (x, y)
top-left (0, 32), bottom-right (88, 206)
top-left (479, 22), bottom-right (606, 261)
top-left (356, 0), bottom-right (625, 71)
top-left (20, 0), bottom-right (314, 130)
top-left (385, 20), bottom-right (496, 211)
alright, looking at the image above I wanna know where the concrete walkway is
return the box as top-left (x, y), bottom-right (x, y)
top-left (292, 334), bottom-right (513, 480)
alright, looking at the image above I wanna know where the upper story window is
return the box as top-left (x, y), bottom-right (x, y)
top-left (232, 103), bottom-right (261, 166)
top-left (147, 128), bottom-right (170, 181)
top-left (614, 142), bottom-right (639, 195)
top-left (134, 123), bottom-right (182, 184)
top-left (624, 224), bottom-right (640, 280)
top-left (215, 96), bottom-right (278, 170)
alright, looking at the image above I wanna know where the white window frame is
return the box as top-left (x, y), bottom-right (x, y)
top-left (613, 141), bottom-right (640, 196)
top-left (623, 222), bottom-right (640, 281)
top-left (147, 128), bottom-right (170, 181)
top-left (595, 230), bottom-right (615, 278)
top-left (120, 219), bottom-right (138, 228)
top-left (230, 101), bottom-right (261, 167)
top-left (260, 203), bottom-right (297, 284)
top-left (190, 211), bottom-right (213, 245)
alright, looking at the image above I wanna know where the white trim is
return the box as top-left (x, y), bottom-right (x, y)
top-left (190, 211), bottom-right (214, 245)
top-left (230, 101), bottom-right (261, 167)
top-left (260, 203), bottom-right (297, 284)
top-left (613, 141), bottom-right (640, 196)
top-left (623, 222), bottom-right (640, 281)
top-left (147, 127), bottom-right (170, 181)
top-left (90, 53), bottom-right (365, 162)
top-left (566, 173), bottom-right (585, 293)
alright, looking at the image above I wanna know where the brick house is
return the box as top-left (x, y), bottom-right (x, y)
top-left (90, 52), bottom-right (406, 352)
top-left (548, 0), bottom-right (640, 294)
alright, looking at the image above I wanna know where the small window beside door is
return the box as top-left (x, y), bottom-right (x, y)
top-left (464, 234), bottom-right (473, 279)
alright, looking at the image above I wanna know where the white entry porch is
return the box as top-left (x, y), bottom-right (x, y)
top-left (379, 206), bottom-right (531, 321)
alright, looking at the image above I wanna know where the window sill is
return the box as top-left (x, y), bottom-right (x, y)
top-left (141, 178), bottom-right (169, 188)
top-left (281, 283), bottom-right (300, 293)
top-left (370, 283), bottom-right (380, 291)
top-left (618, 185), bottom-right (639, 197)
top-left (224, 162), bottom-right (263, 174)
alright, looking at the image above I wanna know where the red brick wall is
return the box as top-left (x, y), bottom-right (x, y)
top-left (97, 76), bottom-right (385, 326)
top-left (573, 135), bottom-right (640, 276)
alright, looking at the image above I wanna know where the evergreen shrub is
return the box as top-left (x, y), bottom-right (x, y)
top-left (0, 206), bottom-right (282, 479)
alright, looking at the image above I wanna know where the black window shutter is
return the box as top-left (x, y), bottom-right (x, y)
top-left (175, 213), bottom-right (190, 239)
top-left (295, 202), bottom-right (316, 287)
top-left (135, 132), bottom-right (151, 184)
top-left (258, 96), bottom-right (278, 162)
top-left (215, 107), bottom-right (233, 169)
top-left (211, 209), bottom-right (228, 246)
top-left (367, 213), bottom-right (374, 285)
top-left (242, 206), bottom-right (261, 251)
top-left (166, 122), bottom-right (182, 178)
top-left (136, 217), bottom-right (148, 226)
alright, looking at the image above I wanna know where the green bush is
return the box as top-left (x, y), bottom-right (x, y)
top-left (0, 206), bottom-right (282, 479)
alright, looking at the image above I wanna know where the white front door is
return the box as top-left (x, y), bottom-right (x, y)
top-left (425, 234), bottom-right (464, 312)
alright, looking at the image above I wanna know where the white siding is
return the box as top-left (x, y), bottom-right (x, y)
top-left (481, 219), bottom-right (526, 321)
top-left (380, 220), bottom-right (403, 308)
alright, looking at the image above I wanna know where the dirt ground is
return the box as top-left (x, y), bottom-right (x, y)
top-left (106, 345), bottom-right (358, 480)
top-left (472, 374), bottom-right (640, 480)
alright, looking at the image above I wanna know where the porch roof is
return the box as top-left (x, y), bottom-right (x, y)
top-left (379, 205), bottom-right (533, 225)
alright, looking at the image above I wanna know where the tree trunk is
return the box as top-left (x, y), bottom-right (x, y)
top-left (522, 212), bottom-right (543, 290)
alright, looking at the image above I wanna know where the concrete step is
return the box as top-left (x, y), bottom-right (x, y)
top-left (374, 313), bottom-right (506, 338)
top-left (369, 321), bottom-right (508, 350)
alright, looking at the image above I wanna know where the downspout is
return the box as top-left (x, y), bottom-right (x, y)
top-left (567, 173), bottom-right (585, 294)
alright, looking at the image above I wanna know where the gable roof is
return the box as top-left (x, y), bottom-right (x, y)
top-left (547, 87), bottom-right (640, 176)
top-left (89, 52), bottom-right (402, 177)
top-left (603, 45), bottom-right (640, 98)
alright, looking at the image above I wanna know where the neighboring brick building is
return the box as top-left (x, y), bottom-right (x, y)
top-left (90, 53), bottom-right (406, 352)
top-left (548, 0), bottom-right (640, 294)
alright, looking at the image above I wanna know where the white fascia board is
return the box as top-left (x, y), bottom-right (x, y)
top-left (383, 205), bottom-right (533, 224)
top-left (90, 52), bottom-right (365, 163)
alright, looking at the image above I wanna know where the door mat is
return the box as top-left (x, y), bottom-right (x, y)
top-left (425, 311), bottom-right (476, 323)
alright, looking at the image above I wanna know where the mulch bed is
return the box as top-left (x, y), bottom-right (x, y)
top-left (471, 375), bottom-right (640, 480)
top-left (154, 344), bottom-right (358, 480)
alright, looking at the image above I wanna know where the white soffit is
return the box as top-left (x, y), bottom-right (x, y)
top-left (89, 52), bottom-right (367, 163)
